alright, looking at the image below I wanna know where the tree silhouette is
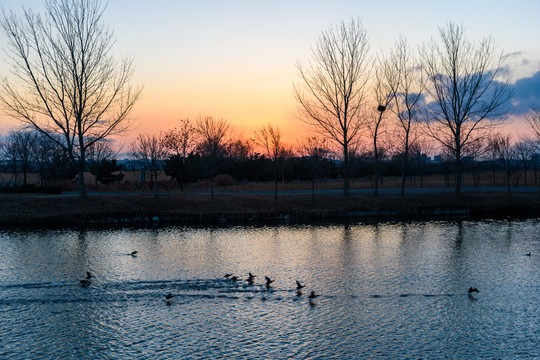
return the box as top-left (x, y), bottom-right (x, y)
top-left (295, 18), bottom-right (372, 196)
top-left (254, 124), bottom-right (284, 200)
top-left (194, 115), bottom-right (232, 199)
top-left (421, 22), bottom-right (512, 193)
top-left (0, 0), bottom-right (141, 198)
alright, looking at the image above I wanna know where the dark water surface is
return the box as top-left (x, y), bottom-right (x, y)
top-left (0, 220), bottom-right (538, 359)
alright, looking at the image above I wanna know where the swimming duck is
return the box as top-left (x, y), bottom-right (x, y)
top-left (79, 272), bottom-right (94, 287)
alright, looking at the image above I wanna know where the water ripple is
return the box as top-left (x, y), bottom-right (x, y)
top-left (0, 220), bottom-right (539, 359)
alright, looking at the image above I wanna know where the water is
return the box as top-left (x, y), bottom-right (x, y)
top-left (0, 220), bottom-right (538, 359)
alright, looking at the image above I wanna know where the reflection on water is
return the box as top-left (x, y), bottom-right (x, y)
top-left (0, 220), bottom-right (539, 359)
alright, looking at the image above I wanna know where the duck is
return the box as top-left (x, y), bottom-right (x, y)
top-left (165, 293), bottom-right (175, 300)
top-left (223, 273), bottom-right (233, 279)
top-left (265, 276), bottom-right (275, 288)
top-left (129, 251), bottom-right (138, 257)
top-left (308, 291), bottom-right (319, 299)
top-left (246, 272), bottom-right (256, 283)
top-left (79, 271), bottom-right (94, 287)
top-left (526, 252), bottom-right (531, 256)
top-left (296, 280), bottom-right (305, 290)
top-left (467, 287), bottom-right (479, 294)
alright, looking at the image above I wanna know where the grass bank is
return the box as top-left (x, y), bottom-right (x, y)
top-left (1, 191), bottom-right (540, 227)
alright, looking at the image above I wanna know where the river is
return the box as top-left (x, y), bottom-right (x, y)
top-left (0, 219), bottom-right (538, 359)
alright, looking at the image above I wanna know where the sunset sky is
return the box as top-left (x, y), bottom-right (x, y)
top-left (1, 0), bottom-right (539, 148)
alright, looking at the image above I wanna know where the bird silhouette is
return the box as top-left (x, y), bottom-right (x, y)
top-left (296, 280), bottom-right (305, 290)
top-left (165, 293), bottom-right (175, 300)
top-left (526, 252), bottom-right (531, 256)
top-left (130, 251), bottom-right (138, 257)
top-left (467, 287), bottom-right (479, 294)
top-left (246, 272), bottom-right (256, 283)
top-left (224, 273), bottom-right (232, 279)
top-left (265, 276), bottom-right (275, 288)
top-left (79, 272), bottom-right (94, 287)
top-left (308, 291), bottom-right (319, 299)
top-left (230, 275), bottom-right (239, 282)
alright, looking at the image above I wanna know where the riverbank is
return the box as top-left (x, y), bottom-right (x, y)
top-left (1, 190), bottom-right (540, 226)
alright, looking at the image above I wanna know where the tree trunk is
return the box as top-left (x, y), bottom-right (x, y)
top-left (78, 167), bottom-right (87, 199)
top-left (210, 175), bottom-right (215, 200)
top-left (343, 143), bottom-right (350, 196)
top-left (455, 137), bottom-right (462, 194)
top-left (312, 177), bottom-right (316, 201)
top-left (274, 166), bottom-right (278, 201)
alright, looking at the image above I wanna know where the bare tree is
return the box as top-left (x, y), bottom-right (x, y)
top-left (32, 132), bottom-right (54, 187)
top-left (0, 0), bottom-right (142, 198)
top-left (2, 128), bottom-right (38, 187)
top-left (1, 131), bottom-right (20, 186)
top-left (162, 118), bottom-right (195, 191)
top-left (368, 55), bottom-right (400, 196)
top-left (130, 133), bottom-right (168, 196)
top-left (410, 138), bottom-right (434, 188)
top-left (421, 22), bottom-right (513, 193)
top-left (488, 133), bottom-right (517, 193)
top-left (254, 124), bottom-right (284, 200)
top-left (514, 140), bottom-right (535, 186)
top-left (294, 18), bottom-right (372, 196)
top-left (87, 138), bottom-right (119, 190)
top-left (525, 105), bottom-right (540, 144)
top-left (228, 137), bottom-right (254, 161)
top-left (387, 37), bottom-right (428, 196)
top-left (298, 136), bottom-right (328, 200)
top-left (194, 115), bottom-right (232, 199)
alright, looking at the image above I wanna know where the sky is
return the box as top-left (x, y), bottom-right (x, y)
top-left (0, 0), bottom-right (539, 148)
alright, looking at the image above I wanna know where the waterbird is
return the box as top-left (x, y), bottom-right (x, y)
top-left (224, 273), bottom-right (232, 278)
top-left (230, 275), bottom-right (239, 282)
top-left (296, 280), bottom-right (305, 290)
top-left (265, 276), bottom-right (274, 286)
top-left (165, 293), bottom-right (175, 300)
top-left (526, 252), bottom-right (531, 256)
top-left (129, 251), bottom-right (138, 257)
top-left (246, 272), bottom-right (256, 282)
top-left (467, 287), bottom-right (479, 294)
top-left (79, 272), bottom-right (94, 287)
top-left (308, 291), bottom-right (319, 299)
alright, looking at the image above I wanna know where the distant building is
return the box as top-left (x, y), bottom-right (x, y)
top-left (117, 159), bottom-right (144, 171)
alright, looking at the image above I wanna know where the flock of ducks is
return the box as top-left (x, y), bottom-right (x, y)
top-left (222, 272), bottom-right (320, 306)
top-left (78, 250), bottom-right (536, 303)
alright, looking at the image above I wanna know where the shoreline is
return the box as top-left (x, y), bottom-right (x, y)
top-left (1, 191), bottom-right (540, 227)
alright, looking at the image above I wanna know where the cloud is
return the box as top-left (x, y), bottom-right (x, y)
top-left (511, 71), bottom-right (540, 115)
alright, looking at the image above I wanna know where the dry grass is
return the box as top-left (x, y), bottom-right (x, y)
top-left (1, 190), bottom-right (539, 226)
top-left (3, 170), bottom-right (539, 193)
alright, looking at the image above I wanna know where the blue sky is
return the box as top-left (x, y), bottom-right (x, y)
top-left (0, 0), bottom-right (539, 141)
